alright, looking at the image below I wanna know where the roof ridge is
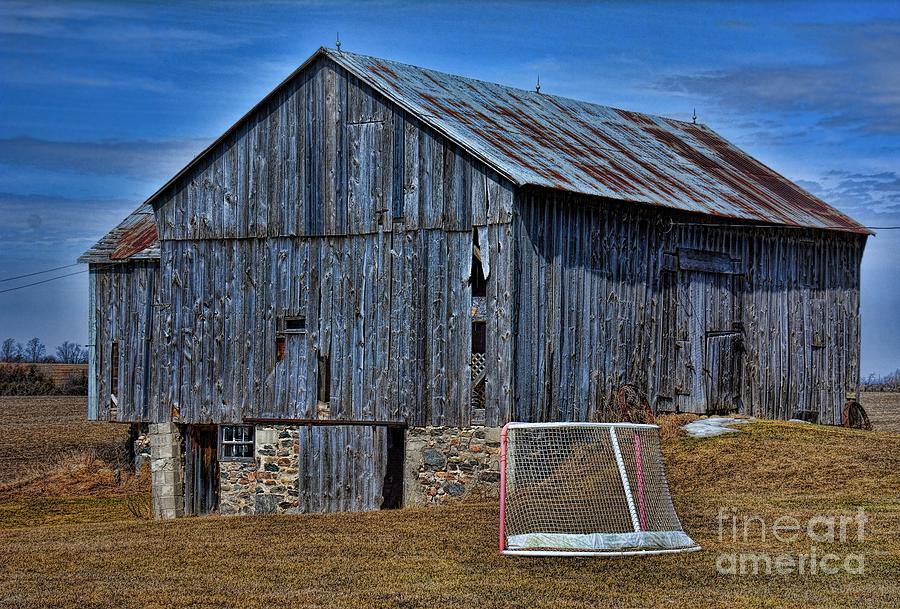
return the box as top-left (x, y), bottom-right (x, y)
top-left (326, 47), bottom-right (700, 128)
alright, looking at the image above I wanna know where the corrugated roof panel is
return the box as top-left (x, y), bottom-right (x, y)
top-left (327, 49), bottom-right (868, 234)
top-left (79, 203), bottom-right (160, 263)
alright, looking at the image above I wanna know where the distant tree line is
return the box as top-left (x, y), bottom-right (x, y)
top-left (0, 337), bottom-right (88, 395)
top-left (861, 370), bottom-right (900, 392)
top-left (0, 337), bottom-right (88, 364)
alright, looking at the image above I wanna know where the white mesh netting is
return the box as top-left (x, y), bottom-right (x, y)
top-left (501, 423), bottom-right (699, 556)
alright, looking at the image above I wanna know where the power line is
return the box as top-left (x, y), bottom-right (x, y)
top-left (0, 270), bottom-right (88, 295)
top-left (0, 262), bottom-right (81, 282)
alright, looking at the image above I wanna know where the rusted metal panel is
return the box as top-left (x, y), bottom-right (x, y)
top-left (328, 50), bottom-right (868, 234)
top-left (110, 214), bottom-right (158, 260)
top-left (79, 203), bottom-right (160, 263)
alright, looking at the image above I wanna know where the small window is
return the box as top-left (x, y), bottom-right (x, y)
top-left (282, 316), bottom-right (306, 333)
top-left (220, 425), bottom-right (255, 461)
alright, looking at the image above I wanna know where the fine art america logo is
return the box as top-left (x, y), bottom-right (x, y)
top-left (716, 507), bottom-right (867, 576)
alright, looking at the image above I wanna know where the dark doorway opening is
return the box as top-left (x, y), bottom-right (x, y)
top-left (184, 425), bottom-right (219, 515)
top-left (380, 426), bottom-right (405, 509)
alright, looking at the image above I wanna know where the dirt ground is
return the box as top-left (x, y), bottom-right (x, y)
top-left (861, 391), bottom-right (900, 432)
top-left (1, 396), bottom-right (899, 607)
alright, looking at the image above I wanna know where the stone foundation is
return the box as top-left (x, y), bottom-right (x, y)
top-left (151, 423), bottom-right (503, 517)
top-left (404, 426), bottom-right (502, 506)
top-left (219, 425), bottom-right (300, 515)
top-left (149, 423), bottom-right (183, 519)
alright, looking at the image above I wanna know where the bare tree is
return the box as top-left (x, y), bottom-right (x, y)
top-left (1, 338), bottom-right (22, 362)
top-left (861, 369), bottom-right (900, 392)
top-left (56, 341), bottom-right (87, 364)
top-left (23, 337), bottom-right (46, 363)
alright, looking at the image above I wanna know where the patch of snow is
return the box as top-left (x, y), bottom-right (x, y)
top-left (683, 417), bottom-right (752, 438)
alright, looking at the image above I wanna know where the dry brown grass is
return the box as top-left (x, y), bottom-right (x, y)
top-left (656, 412), bottom-right (700, 441)
top-left (861, 391), bottom-right (900, 432)
top-left (0, 396), bottom-right (130, 484)
top-left (0, 398), bottom-right (898, 608)
top-left (0, 395), bottom-right (150, 530)
top-left (0, 450), bottom-right (149, 498)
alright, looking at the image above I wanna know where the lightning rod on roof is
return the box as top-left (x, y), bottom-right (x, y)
top-left (336, 32), bottom-right (342, 52)
top-left (692, 108), bottom-right (697, 124)
top-left (535, 74), bottom-right (541, 94)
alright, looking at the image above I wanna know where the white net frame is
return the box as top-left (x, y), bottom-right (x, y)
top-left (499, 422), bottom-right (700, 557)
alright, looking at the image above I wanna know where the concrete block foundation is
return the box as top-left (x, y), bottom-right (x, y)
top-left (149, 423), bottom-right (183, 519)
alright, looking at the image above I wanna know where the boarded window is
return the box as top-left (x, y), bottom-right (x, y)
top-left (219, 425), bottom-right (254, 461)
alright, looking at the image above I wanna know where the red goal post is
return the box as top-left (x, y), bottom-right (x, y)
top-left (499, 422), bottom-right (700, 557)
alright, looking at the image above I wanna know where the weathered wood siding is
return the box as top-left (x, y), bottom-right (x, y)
top-left (296, 425), bottom-right (387, 512)
top-left (152, 57), bottom-right (513, 240)
top-left (513, 189), bottom-right (864, 425)
top-left (89, 261), bottom-right (160, 421)
top-left (148, 57), bottom-right (515, 425)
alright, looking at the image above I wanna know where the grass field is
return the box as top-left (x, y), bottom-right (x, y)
top-left (0, 396), bottom-right (898, 608)
top-left (861, 392), bottom-right (900, 432)
top-left (0, 396), bottom-right (130, 484)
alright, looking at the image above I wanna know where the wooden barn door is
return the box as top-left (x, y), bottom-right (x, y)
top-left (295, 425), bottom-right (398, 513)
top-left (184, 425), bottom-right (219, 516)
top-left (661, 249), bottom-right (744, 414)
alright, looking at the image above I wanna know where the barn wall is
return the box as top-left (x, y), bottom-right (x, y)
top-left (152, 56), bottom-right (513, 239)
top-left (513, 189), bottom-right (865, 425)
top-left (89, 261), bottom-right (160, 422)
top-left (149, 57), bottom-right (515, 425)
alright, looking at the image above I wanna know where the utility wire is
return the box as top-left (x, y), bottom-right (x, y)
top-left (0, 262), bottom-right (81, 282)
top-left (0, 270), bottom-right (88, 295)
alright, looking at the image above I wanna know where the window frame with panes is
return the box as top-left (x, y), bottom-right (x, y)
top-left (219, 425), bottom-right (255, 462)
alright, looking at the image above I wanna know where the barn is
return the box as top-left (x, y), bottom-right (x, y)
top-left (80, 47), bottom-right (868, 518)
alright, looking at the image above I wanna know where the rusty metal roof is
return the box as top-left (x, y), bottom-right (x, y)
top-left (92, 47), bottom-right (867, 239)
top-left (328, 49), bottom-right (868, 234)
top-left (79, 203), bottom-right (159, 263)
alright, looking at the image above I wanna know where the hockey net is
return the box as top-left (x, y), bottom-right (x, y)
top-left (499, 422), bottom-right (700, 556)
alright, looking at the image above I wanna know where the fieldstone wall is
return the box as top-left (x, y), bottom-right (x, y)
top-left (149, 423), bottom-right (183, 519)
top-left (404, 426), bottom-right (502, 506)
top-left (219, 425), bottom-right (300, 515)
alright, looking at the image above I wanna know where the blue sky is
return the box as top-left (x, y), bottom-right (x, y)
top-left (1, 1), bottom-right (899, 375)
